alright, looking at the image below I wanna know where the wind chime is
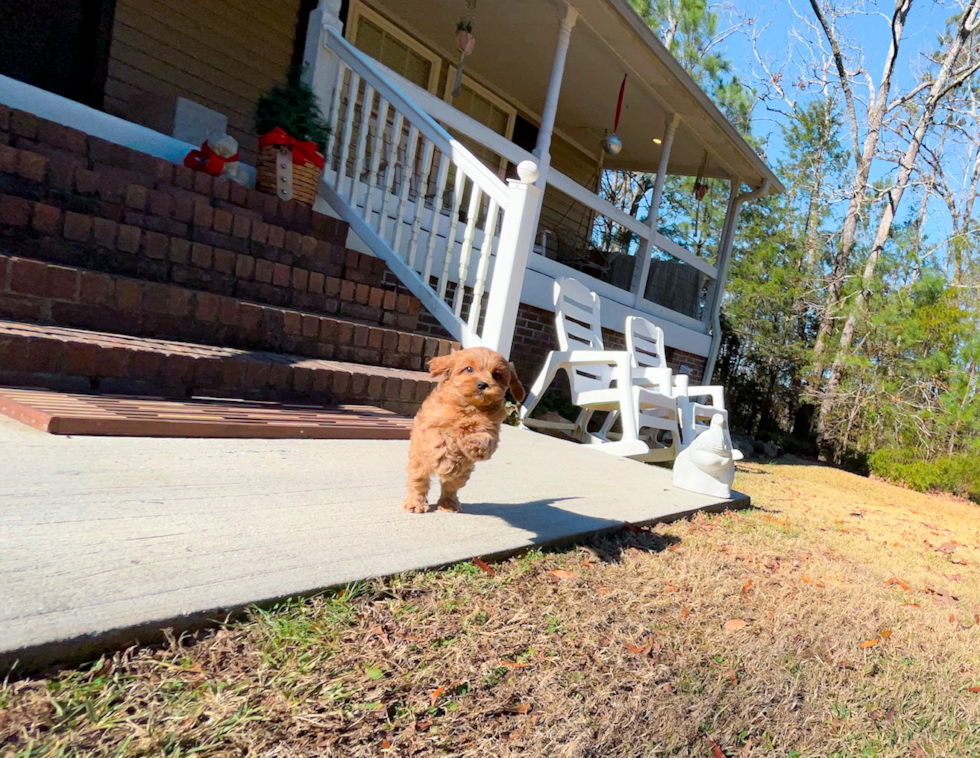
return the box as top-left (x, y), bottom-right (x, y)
top-left (601, 73), bottom-right (627, 156)
top-left (452, 0), bottom-right (477, 98)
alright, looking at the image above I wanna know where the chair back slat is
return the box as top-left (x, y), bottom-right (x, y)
top-left (554, 278), bottom-right (611, 397)
top-left (626, 315), bottom-right (667, 369)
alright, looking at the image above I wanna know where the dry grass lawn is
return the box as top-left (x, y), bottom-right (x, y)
top-left (3, 458), bottom-right (980, 757)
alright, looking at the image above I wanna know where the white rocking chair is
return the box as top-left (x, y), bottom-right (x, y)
top-left (519, 277), bottom-right (679, 461)
top-left (625, 315), bottom-right (729, 450)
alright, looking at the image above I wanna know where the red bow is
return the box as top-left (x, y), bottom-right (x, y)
top-left (183, 140), bottom-right (239, 177)
top-left (259, 127), bottom-right (325, 169)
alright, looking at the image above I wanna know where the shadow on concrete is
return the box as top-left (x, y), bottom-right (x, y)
top-left (464, 496), bottom-right (682, 563)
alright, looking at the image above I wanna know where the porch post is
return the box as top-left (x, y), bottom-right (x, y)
top-left (533, 2), bottom-right (579, 185)
top-left (482, 162), bottom-right (544, 358)
top-left (301, 0), bottom-right (344, 110)
top-left (632, 112), bottom-right (679, 306)
top-left (703, 179), bottom-right (770, 381)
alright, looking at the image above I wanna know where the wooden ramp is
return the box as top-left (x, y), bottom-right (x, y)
top-left (0, 388), bottom-right (412, 439)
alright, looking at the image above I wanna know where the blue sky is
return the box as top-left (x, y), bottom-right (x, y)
top-left (716, 0), bottom-right (968, 258)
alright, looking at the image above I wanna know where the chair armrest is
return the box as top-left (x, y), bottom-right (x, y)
top-left (632, 366), bottom-right (674, 393)
top-left (685, 384), bottom-right (725, 409)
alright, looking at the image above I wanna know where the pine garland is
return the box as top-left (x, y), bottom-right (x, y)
top-left (255, 66), bottom-right (331, 153)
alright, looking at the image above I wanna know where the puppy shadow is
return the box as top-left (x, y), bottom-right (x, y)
top-left (462, 497), bottom-right (681, 563)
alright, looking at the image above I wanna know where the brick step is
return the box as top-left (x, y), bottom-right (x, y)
top-left (1, 150), bottom-right (421, 328)
top-left (0, 254), bottom-right (457, 371)
top-left (0, 320), bottom-right (435, 416)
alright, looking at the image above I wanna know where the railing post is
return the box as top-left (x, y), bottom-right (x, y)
top-left (481, 161), bottom-right (543, 358)
top-left (301, 0), bottom-right (344, 112)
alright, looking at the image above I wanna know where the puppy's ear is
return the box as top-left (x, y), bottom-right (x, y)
top-left (428, 352), bottom-right (457, 383)
top-left (507, 362), bottom-right (526, 403)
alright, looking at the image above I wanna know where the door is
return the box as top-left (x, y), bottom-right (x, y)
top-left (0, 0), bottom-right (116, 109)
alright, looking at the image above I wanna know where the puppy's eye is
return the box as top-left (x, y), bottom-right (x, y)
top-left (464, 366), bottom-right (473, 373)
top-left (492, 371), bottom-right (503, 382)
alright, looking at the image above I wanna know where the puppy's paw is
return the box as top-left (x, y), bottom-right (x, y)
top-left (461, 433), bottom-right (497, 461)
top-left (403, 496), bottom-right (430, 514)
top-left (437, 494), bottom-right (461, 512)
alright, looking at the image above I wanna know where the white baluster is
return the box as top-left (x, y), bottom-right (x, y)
top-left (377, 111), bottom-right (404, 236)
top-left (336, 71), bottom-right (361, 195)
top-left (391, 124), bottom-right (420, 254)
top-left (453, 183), bottom-right (483, 316)
top-left (467, 198), bottom-right (500, 332)
top-left (438, 168), bottom-right (467, 300)
top-left (362, 98), bottom-right (390, 229)
top-left (421, 153), bottom-right (450, 287)
top-left (407, 140), bottom-right (435, 270)
top-left (323, 62), bottom-right (346, 166)
top-left (348, 84), bottom-right (375, 207)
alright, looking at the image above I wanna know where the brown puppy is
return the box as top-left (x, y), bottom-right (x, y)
top-left (403, 347), bottom-right (525, 513)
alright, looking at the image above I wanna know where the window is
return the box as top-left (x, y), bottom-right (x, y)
top-left (347, 4), bottom-right (439, 92)
top-left (444, 69), bottom-right (517, 176)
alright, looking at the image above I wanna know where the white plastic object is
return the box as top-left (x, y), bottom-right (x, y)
top-left (671, 414), bottom-right (743, 498)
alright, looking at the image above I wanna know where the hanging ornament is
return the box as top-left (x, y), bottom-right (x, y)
top-left (602, 73), bottom-right (627, 156)
top-left (693, 150), bottom-right (709, 201)
top-left (452, 0), bottom-right (477, 98)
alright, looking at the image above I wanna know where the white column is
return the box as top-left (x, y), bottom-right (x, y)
top-left (702, 179), bottom-right (770, 381)
top-left (533, 3), bottom-right (579, 185)
top-left (632, 112), bottom-right (679, 305)
top-left (482, 162), bottom-right (544, 358)
top-left (301, 0), bottom-right (344, 112)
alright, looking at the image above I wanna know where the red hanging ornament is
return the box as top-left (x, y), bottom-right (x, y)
top-left (602, 73), bottom-right (627, 156)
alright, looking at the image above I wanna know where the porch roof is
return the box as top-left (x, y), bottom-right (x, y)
top-left (370, 0), bottom-right (783, 192)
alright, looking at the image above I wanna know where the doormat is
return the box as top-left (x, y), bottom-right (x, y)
top-left (0, 388), bottom-right (413, 440)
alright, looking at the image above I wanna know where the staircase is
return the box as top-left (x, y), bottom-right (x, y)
top-left (313, 28), bottom-right (540, 355)
top-left (0, 104), bottom-right (459, 416)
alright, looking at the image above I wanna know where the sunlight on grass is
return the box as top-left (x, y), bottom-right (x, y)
top-left (2, 460), bottom-right (980, 756)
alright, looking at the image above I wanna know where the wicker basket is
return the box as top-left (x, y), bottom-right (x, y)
top-left (256, 145), bottom-right (323, 206)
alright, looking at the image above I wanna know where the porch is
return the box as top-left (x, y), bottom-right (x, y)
top-left (304, 0), bottom-right (782, 380)
top-left (0, 410), bottom-right (745, 674)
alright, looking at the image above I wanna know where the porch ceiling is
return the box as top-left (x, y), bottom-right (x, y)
top-left (367, 0), bottom-right (783, 192)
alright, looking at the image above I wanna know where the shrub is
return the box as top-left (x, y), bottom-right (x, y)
top-left (868, 448), bottom-right (980, 503)
top-left (255, 66), bottom-right (331, 152)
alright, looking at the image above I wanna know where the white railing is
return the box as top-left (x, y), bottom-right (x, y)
top-left (318, 27), bottom-right (539, 354)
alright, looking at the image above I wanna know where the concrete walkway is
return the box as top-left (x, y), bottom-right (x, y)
top-left (0, 414), bottom-right (747, 673)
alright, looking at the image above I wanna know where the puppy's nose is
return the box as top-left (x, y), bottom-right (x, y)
top-left (476, 381), bottom-right (489, 390)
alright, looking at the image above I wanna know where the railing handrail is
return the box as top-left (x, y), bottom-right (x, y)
top-left (324, 27), bottom-right (510, 208)
top-left (547, 169), bottom-right (650, 241)
top-left (651, 232), bottom-right (717, 279)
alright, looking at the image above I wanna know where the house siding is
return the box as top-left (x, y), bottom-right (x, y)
top-left (104, 0), bottom-right (303, 162)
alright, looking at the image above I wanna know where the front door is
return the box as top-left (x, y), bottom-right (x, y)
top-left (0, 0), bottom-right (116, 109)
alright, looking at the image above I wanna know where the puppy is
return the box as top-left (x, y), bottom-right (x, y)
top-left (403, 347), bottom-right (525, 513)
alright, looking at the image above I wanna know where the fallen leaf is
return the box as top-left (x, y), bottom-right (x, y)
top-left (381, 738), bottom-right (392, 749)
top-left (969, 686), bottom-right (980, 693)
top-left (598, 586), bottom-right (611, 595)
top-left (416, 720), bottom-right (432, 731)
top-left (937, 541), bottom-right (958, 554)
top-left (473, 558), bottom-right (496, 576)
top-left (723, 619), bottom-right (748, 632)
top-left (709, 739), bottom-right (729, 758)
top-left (669, 543), bottom-right (680, 552)
top-left (722, 669), bottom-right (738, 685)
top-left (951, 614), bottom-right (957, 624)
top-left (739, 739), bottom-right (754, 757)
top-left (801, 575), bottom-right (825, 588)
top-left (662, 682), bottom-right (674, 694)
top-left (664, 583), bottom-right (680, 594)
top-left (507, 702), bottom-right (532, 715)
top-left (430, 686), bottom-right (446, 706)
top-left (365, 625), bottom-right (390, 646)
top-left (887, 577), bottom-right (912, 591)
top-left (551, 569), bottom-right (575, 579)
top-left (880, 629), bottom-right (892, 640)
top-left (903, 602), bottom-right (921, 609)
top-left (366, 667), bottom-right (384, 680)
top-left (626, 638), bottom-right (654, 656)
top-left (741, 579), bottom-right (753, 595)
top-left (910, 740), bottom-right (927, 758)
top-left (680, 607), bottom-right (691, 619)
top-left (859, 638), bottom-right (879, 649)
top-left (495, 660), bottom-right (529, 669)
